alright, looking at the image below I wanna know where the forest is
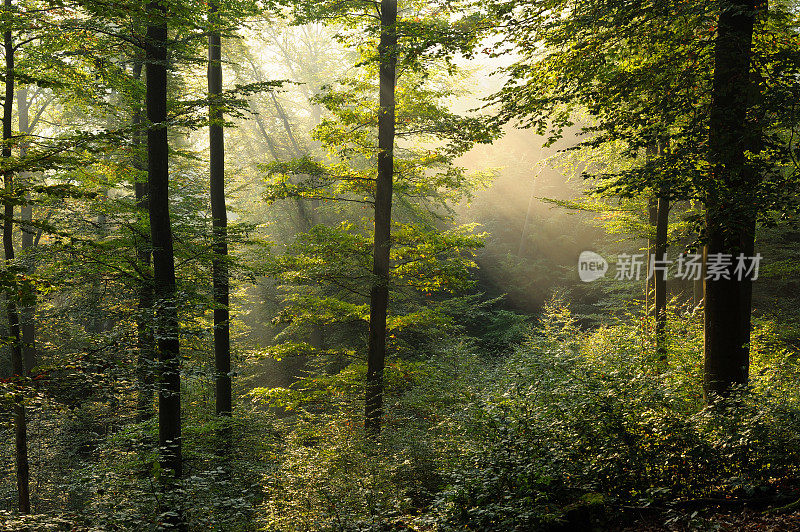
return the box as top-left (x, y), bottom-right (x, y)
top-left (1, 0), bottom-right (800, 530)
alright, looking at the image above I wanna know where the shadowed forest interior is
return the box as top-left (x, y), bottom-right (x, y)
top-left (2, 1), bottom-right (800, 530)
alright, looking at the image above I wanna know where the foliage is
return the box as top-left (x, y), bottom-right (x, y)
top-left (488, 0), bottom-right (800, 213)
top-left (433, 300), bottom-right (800, 530)
top-left (256, 345), bottom-right (490, 531)
top-left (3, 0), bottom-right (800, 531)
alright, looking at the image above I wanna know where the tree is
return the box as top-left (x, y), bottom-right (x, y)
top-left (365, 0), bottom-right (397, 434)
top-left (489, 0), bottom-right (712, 368)
top-left (703, 0), bottom-right (761, 398)
top-left (488, 0), bottom-right (800, 397)
top-left (651, 142), bottom-right (670, 361)
top-left (131, 52), bottom-right (157, 420)
top-left (208, 0), bottom-right (231, 418)
top-left (145, 1), bottom-right (184, 527)
top-left (654, 186), bottom-right (669, 360)
top-left (274, 0), bottom-right (496, 434)
top-left (3, 0), bottom-right (30, 513)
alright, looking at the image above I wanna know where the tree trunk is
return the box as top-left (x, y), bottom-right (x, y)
top-left (271, 91), bottom-right (302, 155)
top-left (4, 0), bottom-right (30, 513)
top-left (251, 106), bottom-right (282, 160)
top-left (645, 145), bottom-right (657, 314)
top-left (132, 56), bottom-right (156, 421)
top-left (209, 1), bottom-right (231, 417)
top-left (692, 201), bottom-right (706, 308)
top-left (654, 188), bottom-right (669, 361)
top-left (17, 87), bottom-right (31, 252)
top-left (16, 87), bottom-right (36, 375)
top-left (146, 3), bottom-right (184, 527)
top-left (646, 194), bottom-right (657, 313)
top-left (703, 0), bottom-right (759, 400)
top-left (692, 254), bottom-right (708, 309)
top-left (365, 0), bottom-right (397, 436)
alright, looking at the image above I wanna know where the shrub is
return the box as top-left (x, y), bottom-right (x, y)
top-left (431, 300), bottom-right (800, 530)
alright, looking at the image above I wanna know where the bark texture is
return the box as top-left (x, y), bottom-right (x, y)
top-left (4, 0), bottom-right (30, 512)
top-left (366, 0), bottom-right (397, 435)
top-left (146, 3), bottom-right (185, 527)
top-left (703, 0), bottom-right (759, 400)
top-left (209, 1), bottom-right (232, 417)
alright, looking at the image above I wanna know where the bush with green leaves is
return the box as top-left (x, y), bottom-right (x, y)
top-left (432, 300), bottom-right (800, 531)
top-left (256, 345), bottom-right (491, 532)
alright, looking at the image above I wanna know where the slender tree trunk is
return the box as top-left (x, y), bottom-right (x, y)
top-left (132, 57), bottom-right (155, 421)
top-left (251, 107), bottom-right (282, 160)
top-left (645, 143), bottom-right (658, 314)
top-left (208, 1), bottom-right (231, 417)
top-left (646, 194), bottom-right (657, 313)
top-left (692, 201), bottom-right (706, 308)
top-left (271, 92), bottom-right (301, 155)
top-left (16, 87), bottom-right (35, 375)
top-left (4, 0), bottom-right (30, 513)
top-left (654, 188), bottom-right (669, 361)
top-left (146, 3), bottom-right (184, 527)
top-left (693, 266), bottom-right (704, 306)
top-left (17, 88), bottom-right (31, 252)
top-left (365, 0), bottom-right (397, 436)
top-left (704, 0), bottom-right (759, 400)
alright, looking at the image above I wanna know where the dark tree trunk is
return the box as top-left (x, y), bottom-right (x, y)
top-left (645, 145), bottom-right (657, 312)
top-left (146, 3), bottom-right (184, 527)
top-left (208, 1), bottom-right (231, 417)
top-left (132, 56), bottom-right (156, 421)
top-left (365, 0), bottom-right (397, 436)
top-left (646, 142), bottom-right (669, 363)
top-left (703, 0), bottom-right (759, 400)
top-left (4, 0), bottom-right (30, 513)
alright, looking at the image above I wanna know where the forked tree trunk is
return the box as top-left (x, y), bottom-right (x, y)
top-left (208, 1), bottom-right (232, 417)
top-left (146, 3), bottom-right (184, 528)
top-left (4, 0), bottom-right (30, 513)
top-left (365, 0), bottom-right (397, 435)
top-left (704, 0), bottom-right (759, 400)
